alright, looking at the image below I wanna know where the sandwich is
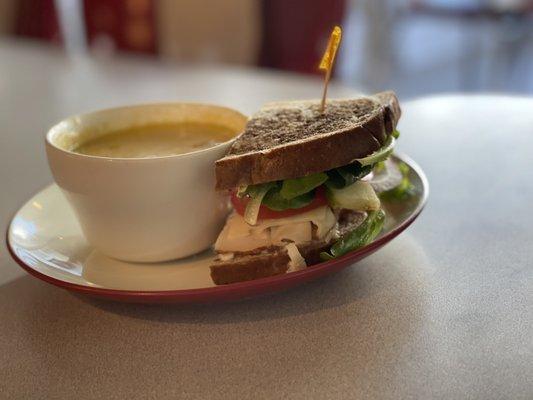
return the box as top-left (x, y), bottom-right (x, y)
top-left (210, 91), bottom-right (410, 285)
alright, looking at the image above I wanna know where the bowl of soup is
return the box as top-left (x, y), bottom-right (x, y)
top-left (73, 122), bottom-right (237, 158)
top-left (46, 103), bottom-right (247, 262)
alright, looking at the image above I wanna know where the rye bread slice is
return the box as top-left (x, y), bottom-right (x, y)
top-left (215, 91), bottom-right (401, 190)
top-left (210, 210), bottom-right (367, 285)
top-left (210, 247), bottom-right (291, 285)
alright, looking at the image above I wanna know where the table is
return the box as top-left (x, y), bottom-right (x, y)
top-left (1, 40), bottom-right (532, 399)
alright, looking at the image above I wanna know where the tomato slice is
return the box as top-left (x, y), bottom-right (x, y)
top-left (231, 186), bottom-right (328, 220)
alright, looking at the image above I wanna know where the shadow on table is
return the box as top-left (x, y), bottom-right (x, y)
top-left (77, 233), bottom-right (433, 325)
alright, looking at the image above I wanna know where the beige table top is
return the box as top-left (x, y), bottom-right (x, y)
top-left (1, 40), bottom-right (532, 399)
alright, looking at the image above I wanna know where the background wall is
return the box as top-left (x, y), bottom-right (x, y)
top-left (1, 0), bottom-right (532, 98)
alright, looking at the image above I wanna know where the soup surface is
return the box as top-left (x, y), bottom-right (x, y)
top-left (74, 122), bottom-right (236, 158)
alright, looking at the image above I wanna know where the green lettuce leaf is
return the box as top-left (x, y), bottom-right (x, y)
top-left (355, 135), bottom-right (395, 166)
top-left (320, 209), bottom-right (385, 260)
top-left (280, 172), bottom-right (328, 200)
top-left (325, 163), bottom-right (372, 190)
top-left (263, 185), bottom-right (315, 211)
top-left (379, 162), bottom-right (415, 201)
top-left (373, 161), bottom-right (386, 173)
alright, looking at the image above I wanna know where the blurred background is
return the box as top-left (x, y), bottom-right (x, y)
top-left (1, 0), bottom-right (532, 99)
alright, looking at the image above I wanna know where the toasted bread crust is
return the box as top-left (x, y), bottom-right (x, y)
top-left (210, 248), bottom-right (290, 285)
top-left (375, 91), bottom-right (401, 133)
top-left (215, 92), bottom-right (401, 190)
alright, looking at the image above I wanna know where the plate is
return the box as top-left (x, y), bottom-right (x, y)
top-left (6, 154), bottom-right (428, 304)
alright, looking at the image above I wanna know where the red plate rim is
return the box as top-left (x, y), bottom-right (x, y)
top-left (6, 153), bottom-right (429, 303)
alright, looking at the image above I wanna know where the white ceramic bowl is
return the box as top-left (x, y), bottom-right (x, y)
top-left (45, 103), bottom-right (247, 262)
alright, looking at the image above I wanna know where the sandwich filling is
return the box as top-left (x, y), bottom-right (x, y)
top-left (215, 205), bottom-right (337, 253)
top-left (213, 130), bottom-right (414, 282)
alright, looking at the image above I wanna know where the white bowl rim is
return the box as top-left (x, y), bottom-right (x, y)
top-left (45, 102), bottom-right (248, 162)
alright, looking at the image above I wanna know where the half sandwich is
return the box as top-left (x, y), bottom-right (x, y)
top-left (211, 91), bottom-right (406, 285)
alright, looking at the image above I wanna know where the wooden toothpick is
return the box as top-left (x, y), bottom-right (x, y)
top-left (319, 26), bottom-right (342, 113)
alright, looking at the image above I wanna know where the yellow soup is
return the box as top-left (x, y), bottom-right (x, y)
top-left (74, 122), bottom-right (236, 158)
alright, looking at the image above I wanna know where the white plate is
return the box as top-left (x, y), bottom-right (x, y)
top-left (6, 154), bottom-right (428, 303)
